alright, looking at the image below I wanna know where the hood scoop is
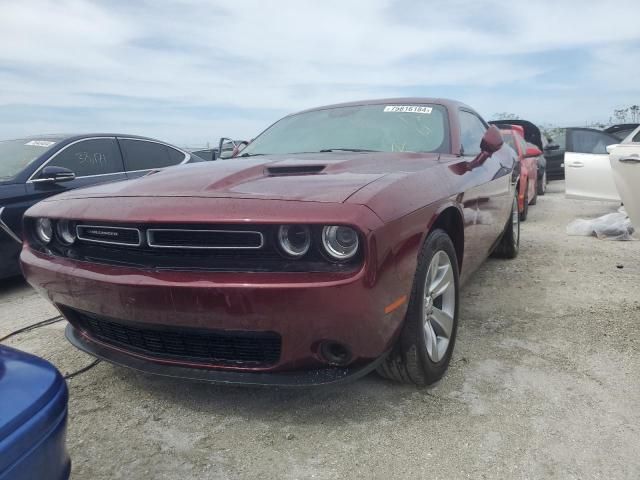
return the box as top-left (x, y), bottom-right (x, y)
top-left (266, 165), bottom-right (326, 176)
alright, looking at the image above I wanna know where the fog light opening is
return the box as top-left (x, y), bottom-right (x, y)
top-left (320, 341), bottom-right (352, 366)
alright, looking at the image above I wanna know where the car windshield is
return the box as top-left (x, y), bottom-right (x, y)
top-left (0, 138), bottom-right (59, 181)
top-left (240, 103), bottom-right (450, 156)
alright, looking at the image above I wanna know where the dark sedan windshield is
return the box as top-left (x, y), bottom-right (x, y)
top-left (241, 104), bottom-right (450, 156)
top-left (0, 139), bottom-right (59, 181)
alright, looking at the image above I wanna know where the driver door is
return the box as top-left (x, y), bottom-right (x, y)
top-left (564, 128), bottom-right (620, 201)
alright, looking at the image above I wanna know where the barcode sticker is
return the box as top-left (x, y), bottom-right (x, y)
top-left (384, 105), bottom-right (432, 114)
top-left (25, 140), bottom-right (56, 147)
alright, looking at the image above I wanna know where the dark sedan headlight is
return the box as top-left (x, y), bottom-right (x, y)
top-left (278, 225), bottom-right (311, 258)
top-left (321, 226), bottom-right (359, 260)
top-left (35, 218), bottom-right (53, 244)
top-left (56, 219), bottom-right (76, 245)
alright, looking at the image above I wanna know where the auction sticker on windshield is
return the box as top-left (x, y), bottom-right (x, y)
top-left (25, 140), bottom-right (56, 147)
top-left (384, 105), bottom-right (432, 114)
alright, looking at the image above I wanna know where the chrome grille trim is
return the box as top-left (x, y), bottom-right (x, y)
top-left (76, 225), bottom-right (142, 246)
top-left (146, 228), bottom-right (265, 250)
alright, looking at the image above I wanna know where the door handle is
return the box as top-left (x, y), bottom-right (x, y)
top-left (620, 155), bottom-right (640, 164)
top-left (568, 161), bottom-right (584, 168)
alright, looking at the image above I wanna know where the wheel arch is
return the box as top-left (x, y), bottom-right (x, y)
top-left (428, 204), bottom-right (464, 272)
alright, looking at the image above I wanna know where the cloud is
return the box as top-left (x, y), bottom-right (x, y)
top-left (1, 0), bottom-right (639, 145)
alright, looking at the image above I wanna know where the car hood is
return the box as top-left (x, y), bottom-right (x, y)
top-left (47, 152), bottom-right (441, 204)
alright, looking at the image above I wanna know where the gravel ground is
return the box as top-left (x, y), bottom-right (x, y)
top-left (1, 181), bottom-right (639, 480)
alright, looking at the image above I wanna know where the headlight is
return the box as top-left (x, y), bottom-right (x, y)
top-left (322, 226), bottom-right (359, 260)
top-left (278, 225), bottom-right (311, 258)
top-left (56, 219), bottom-right (76, 245)
top-left (35, 218), bottom-right (53, 244)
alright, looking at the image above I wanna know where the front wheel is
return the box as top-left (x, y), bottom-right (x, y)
top-left (537, 171), bottom-right (547, 196)
top-left (377, 229), bottom-right (459, 386)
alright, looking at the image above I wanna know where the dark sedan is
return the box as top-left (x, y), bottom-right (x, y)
top-left (0, 134), bottom-right (200, 279)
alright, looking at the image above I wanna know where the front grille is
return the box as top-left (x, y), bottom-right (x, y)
top-left (77, 225), bottom-right (141, 246)
top-left (71, 309), bottom-right (281, 367)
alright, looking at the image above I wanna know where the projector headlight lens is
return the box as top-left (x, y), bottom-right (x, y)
top-left (278, 225), bottom-right (311, 258)
top-left (56, 219), bottom-right (76, 245)
top-left (35, 218), bottom-right (53, 244)
top-left (322, 226), bottom-right (359, 260)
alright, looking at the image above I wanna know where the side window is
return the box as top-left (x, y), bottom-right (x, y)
top-left (47, 138), bottom-right (124, 177)
top-left (119, 139), bottom-right (186, 172)
top-left (570, 130), bottom-right (618, 155)
top-left (550, 129), bottom-right (566, 150)
top-left (167, 146), bottom-right (188, 164)
top-left (632, 129), bottom-right (640, 143)
top-left (459, 110), bottom-right (487, 156)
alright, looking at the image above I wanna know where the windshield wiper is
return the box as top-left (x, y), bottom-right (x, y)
top-left (319, 148), bottom-right (379, 153)
top-left (239, 153), bottom-right (265, 157)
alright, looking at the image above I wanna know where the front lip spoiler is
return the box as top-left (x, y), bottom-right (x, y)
top-left (66, 324), bottom-right (388, 387)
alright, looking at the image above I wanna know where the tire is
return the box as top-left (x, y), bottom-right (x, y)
top-left (519, 191), bottom-right (529, 221)
top-left (377, 229), bottom-right (459, 386)
top-left (492, 193), bottom-right (520, 259)
top-left (530, 180), bottom-right (538, 206)
top-left (537, 171), bottom-right (547, 196)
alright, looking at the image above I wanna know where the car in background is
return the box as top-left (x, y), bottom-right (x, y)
top-left (0, 345), bottom-right (70, 480)
top-left (609, 125), bottom-right (640, 227)
top-left (604, 123), bottom-right (640, 141)
top-left (21, 98), bottom-right (519, 387)
top-left (189, 139), bottom-right (249, 161)
top-left (559, 129), bottom-right (621, 201)
top-left (498, 125), bottom-right (539, 221)
top-left (490, 120), bottom-right (548, 195)
top-left (546, 126), bottom-right (631, 182)
top-left (0, 134), bottom-right (200, 279)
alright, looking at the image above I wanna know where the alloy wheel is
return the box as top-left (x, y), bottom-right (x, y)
top-left (423, 250), bottom-right (456, 363)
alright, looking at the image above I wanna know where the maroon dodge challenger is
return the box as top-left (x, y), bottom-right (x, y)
top-left (20, 98), bottom-right (519, 386)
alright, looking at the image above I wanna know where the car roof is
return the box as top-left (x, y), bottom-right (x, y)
top-left (1, 133), bottom-right (173, 144)
top-left (293, 97), bottom-right (474, 115)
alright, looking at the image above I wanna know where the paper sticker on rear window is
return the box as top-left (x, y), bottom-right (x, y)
top-left (384, 105), bottom-right (432, 114)
top-left (25, 140), bottom-right (56, 147)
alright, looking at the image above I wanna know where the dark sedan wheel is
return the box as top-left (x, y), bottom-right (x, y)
top-left (537, 171), bottom-right (547, 196)
top-left (492, 193), bottom-right (520, 259)
top-left (377, 229), bottom-right (459, 386)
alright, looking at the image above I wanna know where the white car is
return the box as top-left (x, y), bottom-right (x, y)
top-left (564, 128), bottom-right (621, 201)
top-left (609, 125), bottom-right (640, 227)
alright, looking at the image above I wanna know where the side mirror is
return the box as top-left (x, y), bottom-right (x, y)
top-left (32, 166), bottom-right (76, 184)
top-left (544, 143), bottom-right (560, 152)
top-left (525, 145), bottom-right (542, 158)
top-left (480, 125), bottom-right (503, 154)
top-left (218, 137), bottom-right (237, 159)
top-left (606, 144), bottom-right (620, 154)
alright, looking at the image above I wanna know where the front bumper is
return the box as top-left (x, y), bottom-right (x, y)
top-left (66, 325), bottom-right (387, 386)
top-left (22, 247), bottom-right (407, 383)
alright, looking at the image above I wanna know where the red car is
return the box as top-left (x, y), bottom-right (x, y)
top-left (499, 125), bottom-right (541, 221)
top-left (21, 98), bottom-right (519, 387)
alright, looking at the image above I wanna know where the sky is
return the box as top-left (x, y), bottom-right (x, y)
top-left (1, 0), bottom-right (639, 147)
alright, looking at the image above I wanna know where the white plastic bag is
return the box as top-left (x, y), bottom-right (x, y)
top-left (567, 207), bottom-right (636, 241)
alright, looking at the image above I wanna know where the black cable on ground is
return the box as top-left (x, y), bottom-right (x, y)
top-left (0, 315), bottom-right (64, 343)
top-left (1, 315), bottom-right (102, 380)
top-left (64, 359), bottom-right (102, 380)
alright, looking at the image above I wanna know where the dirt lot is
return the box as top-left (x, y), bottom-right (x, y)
top-left (1, 181), bottom-right (639, 480)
